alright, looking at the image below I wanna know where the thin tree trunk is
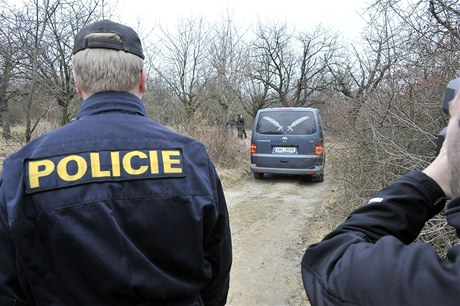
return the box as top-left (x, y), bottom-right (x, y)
top-left (0, 82), bottom-right (11, 139)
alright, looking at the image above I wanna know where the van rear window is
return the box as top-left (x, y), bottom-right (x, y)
top-left (256, 111), bottom-right (316, 135)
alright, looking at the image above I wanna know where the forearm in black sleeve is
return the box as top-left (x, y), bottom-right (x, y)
top-left (331, 170), bottom-right (446, 244)
top-left (301, 170), bottom-right (456, 306)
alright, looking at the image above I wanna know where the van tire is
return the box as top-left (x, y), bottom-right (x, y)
top-left (314, 173), bottom-right (324, 182)
top-left (254, 173), bottom-right (264, 179)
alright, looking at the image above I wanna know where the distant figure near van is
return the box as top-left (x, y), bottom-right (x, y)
top-left (236, 114), bottom-right (247, 139)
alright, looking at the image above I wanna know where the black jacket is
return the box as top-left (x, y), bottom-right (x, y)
top-left (0, 92), bottom-right (232, 306)
top-left (301, 170), bottom-right (460, 306)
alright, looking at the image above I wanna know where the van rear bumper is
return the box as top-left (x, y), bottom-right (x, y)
top-left (250, 164), bottom-right (323, 175)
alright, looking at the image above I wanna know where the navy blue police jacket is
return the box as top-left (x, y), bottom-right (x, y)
top-left (0, 92), bottom-right (232, 306)
top-left (301, 170), bottom-right (460, 306)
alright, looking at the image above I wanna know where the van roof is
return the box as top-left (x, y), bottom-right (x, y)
top-left (257, 107), bottom-right (318, 113)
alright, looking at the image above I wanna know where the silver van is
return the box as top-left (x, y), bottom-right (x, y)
top-left (250, 107), bottom-right (325, 181)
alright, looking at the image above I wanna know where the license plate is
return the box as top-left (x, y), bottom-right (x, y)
top-left (273, 147), bottom-right (297, 154)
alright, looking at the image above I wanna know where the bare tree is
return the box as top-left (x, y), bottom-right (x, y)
top-left (328, 7), bottom-right (398, 124)
top-left (0, 4), bottom-right (15, 139)
top-left (294, 26), bottom-right (338, 107)
top-left (43, 0), bottom-right (113, 125)
top-left (240, 59), bottom-right (275, 118)
top-left (368, 0), bottom-right (460, 72)
top-left (246, 22), bottom-right (338, 112)
top-left (250, 22), bottom-right (296, 107)
top-left (2, 0), bottom-right (110, 142)
top-left (154, 16), bottom-right (211, 117)
top-left (205, 14), bottom-right (249, 124)
top-left (15, 0), bottom-right (51, 143)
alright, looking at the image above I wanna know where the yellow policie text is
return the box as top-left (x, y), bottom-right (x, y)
top-left (26, 149), bottom-right (184, 191)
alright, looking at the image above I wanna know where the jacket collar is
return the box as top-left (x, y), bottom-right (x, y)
top-left (76, 91), bottom-right (147, 120)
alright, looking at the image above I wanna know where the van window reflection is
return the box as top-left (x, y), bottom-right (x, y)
top-left (256, 111), bottom-right (316, 135)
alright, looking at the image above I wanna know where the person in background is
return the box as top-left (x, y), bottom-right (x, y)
top-left (301, 89), bottom-right (460, 305)
top-left (0, 20), bottom-right (232, 305)
top-left (236, 113), bottom-right (247, 139)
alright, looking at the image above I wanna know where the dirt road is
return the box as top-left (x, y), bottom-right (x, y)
top-left (223, 174), bottom-right (333, 306)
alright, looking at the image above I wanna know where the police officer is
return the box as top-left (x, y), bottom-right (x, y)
top-left (0, 20), bottom-right (232, 305)
top-left (301, 90), bottom-right (460, 304)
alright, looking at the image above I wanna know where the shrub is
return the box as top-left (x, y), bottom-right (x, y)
top-left (322, 86), bottom-right (458, 257)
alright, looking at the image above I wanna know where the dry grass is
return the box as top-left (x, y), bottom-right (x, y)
top-left (0, 126), bottom-right (25, 172)
top-left (165, 121), bottom-right (253, 188)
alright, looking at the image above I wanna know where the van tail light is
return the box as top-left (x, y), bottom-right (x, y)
top-left (315, 140), bottom-right (324, 155)
top-left (250, 142), bottom-right (257, 154)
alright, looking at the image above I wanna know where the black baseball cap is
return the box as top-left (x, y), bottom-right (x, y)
top-left (73, 20), bottom-right (144, 59)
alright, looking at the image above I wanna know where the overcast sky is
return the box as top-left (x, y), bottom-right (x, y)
top-left (110, 0), bottom-right (369, 41)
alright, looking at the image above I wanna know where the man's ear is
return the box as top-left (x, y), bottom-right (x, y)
top-left (139, 69), bottom-right (147, 93)
top-left (73, 71), bottom-right (83, 97)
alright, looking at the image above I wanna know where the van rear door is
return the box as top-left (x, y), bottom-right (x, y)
top-left (252, 109), bottom-right (320, 169)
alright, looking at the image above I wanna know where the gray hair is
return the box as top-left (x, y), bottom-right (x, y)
top-left (72, 37), bottom-right (144, 93)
